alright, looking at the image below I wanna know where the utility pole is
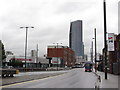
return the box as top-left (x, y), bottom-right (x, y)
top-left (103, 0), bottom-right (107, 80)
top-left (57, 43), bottom-right (58, 71)
top-left (20, 26), bottom-right (34, 68)
top-left (36, 44), bottom-right (38, 63)
top-left (91, 41), bottom-right (93, 62)
top-left (94, 28), bottom-right (97, 72)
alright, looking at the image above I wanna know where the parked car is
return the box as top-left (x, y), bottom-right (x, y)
top-left (2, 66), bottom-right (14, 69)
top-left (72, 64), bottom-right (84, 68)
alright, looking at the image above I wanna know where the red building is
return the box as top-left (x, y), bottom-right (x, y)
top-left (47, 46), bottom-right (76, 67)
top-left (102, 34), bottom-right (118, 74)
top-left (116, 34), bottom-right (120, 74)
top-left (108, 34), bottom-right (117, 74)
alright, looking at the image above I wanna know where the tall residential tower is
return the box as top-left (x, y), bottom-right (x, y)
top-left (69, 20), bottom-right (84, 63)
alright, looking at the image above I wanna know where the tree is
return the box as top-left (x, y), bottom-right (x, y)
top-left (6, 51), bottom-right (13, 56)
top-left (0, 40), bottom-right (6, 65)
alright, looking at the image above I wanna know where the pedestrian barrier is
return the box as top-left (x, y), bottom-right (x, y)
top-left (95, 75), bottom-right (101, 90)
top-left (16, 68), bottom-right (47, 72)
top-left (14, 68), bottom-right (66, 72)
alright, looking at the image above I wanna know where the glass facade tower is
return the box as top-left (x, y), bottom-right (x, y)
top-left (69, 20), bottom-right (84, 57)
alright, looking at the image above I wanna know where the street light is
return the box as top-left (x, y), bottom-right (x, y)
top-left (91, 40), bottom-right (93, 63)
top-left (20, 26), bottom-right (34, 68)
top-left (94, 28), bottom-right (97, 72)
top-left (103, 0), bottom-right (108, 80)
top-left (53, 43), bottom-right (62, 70)
top-left (92, 28), bottom-right (97, 72)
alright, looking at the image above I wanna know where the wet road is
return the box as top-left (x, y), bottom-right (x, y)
top-left (2, 68), bottom-right (97, 88)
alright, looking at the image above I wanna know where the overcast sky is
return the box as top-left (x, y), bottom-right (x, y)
top-left (0, 0), bottom-right (119, 57)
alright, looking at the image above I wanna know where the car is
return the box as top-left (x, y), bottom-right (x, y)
top-left (2, 66), bottom-right (14, 69)
top-left (72, 66), bottom-right (77, 68)
top-left (79, 65), bottom-right (84, 68)
top-left (72, 64), bottom-right (84, 68)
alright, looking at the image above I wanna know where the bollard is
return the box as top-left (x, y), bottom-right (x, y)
top-left (95, 75), bottom-right (101, 90)
top-left (98, 76), bottom-right (101, 82)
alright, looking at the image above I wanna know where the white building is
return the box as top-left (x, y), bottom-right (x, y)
top-left (5, 55), bottom-right (33, 63)
top-left (76, 56), bottom-right (83, 64)
top-left (37, 57), bottom-right (49, 64)
top-left (31, 50), bottom-right (37, 63)
top-left (5, 55), bottom-right (14, 62)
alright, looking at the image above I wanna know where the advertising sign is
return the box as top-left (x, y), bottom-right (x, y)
top-left (108, 33), bottom-right (114, 51)
top-left (51, 57), bottom-right (61, 64)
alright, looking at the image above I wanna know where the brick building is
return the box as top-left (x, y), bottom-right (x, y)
top-left (47, 45), bottom-right (76, 67)
top-left (116, 34), bottom-right (120, 74)
top-left (101, 34), bottom-right (118, 74)
top-left (116, 34), bottom-right (120, 61)
top-left (108, 35), bottom-right (117, 74)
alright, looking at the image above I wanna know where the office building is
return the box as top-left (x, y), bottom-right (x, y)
top-left (69, 20), bottom-right (84, 63)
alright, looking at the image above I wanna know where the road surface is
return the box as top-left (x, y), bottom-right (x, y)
top-left (1, 68), bottom-right (97, 88)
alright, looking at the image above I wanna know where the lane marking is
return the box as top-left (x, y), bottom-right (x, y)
top-left (1, 73), bottom-right (66, 88)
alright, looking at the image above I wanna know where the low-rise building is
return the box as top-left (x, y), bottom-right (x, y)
top-left (47, 45), bottom-right (76, 67)
top-left (4, 55), bottom-right (49, 68)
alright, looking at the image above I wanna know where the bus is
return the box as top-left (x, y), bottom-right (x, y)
top-left (84, 62), bottom-right (93, 72)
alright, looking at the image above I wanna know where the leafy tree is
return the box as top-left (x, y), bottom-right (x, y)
top-left (6, 51), bottom-right (13, 55)
top-left (0, 40), bottom-right (6, 64)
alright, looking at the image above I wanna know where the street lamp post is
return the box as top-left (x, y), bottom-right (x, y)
top-left (91, 41), bottom-right (93, 63)
top-left (36, 44), bottom-right (39, 64)
top-left (20, 26), bottom-right (34, 68)
top-left (93, 28), bottom-right (97, 72)
top-left (56, 43), bottom-right (58, 70)
top-left (103, 0), bottom-right (107, 80)
top-left (94, 28), bottom-right (97, 72)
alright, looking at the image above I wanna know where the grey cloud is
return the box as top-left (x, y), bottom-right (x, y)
top-left (1, 0), bottom-right (118, 56)
top-left (55, 2), bottom-right (96, 14)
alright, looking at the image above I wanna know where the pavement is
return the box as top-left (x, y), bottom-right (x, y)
top-left (94, 70), bottom-right (119, 89)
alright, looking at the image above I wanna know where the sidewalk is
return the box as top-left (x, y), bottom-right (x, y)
top-left (95, 71), bottom-right (119, 88)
